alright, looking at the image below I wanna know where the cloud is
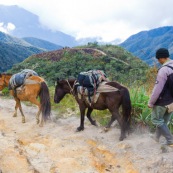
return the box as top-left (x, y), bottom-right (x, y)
top-left (7, 23), bottom-right (16, 31)
top-left (0, 22), bottom-right (7, 33)
top-left (0, 0), bottom-right (173, 42)
top-left (0, 22), bottom-right (16, 33)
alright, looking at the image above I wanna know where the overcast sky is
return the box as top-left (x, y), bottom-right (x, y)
top-left (0, 0), bottom-right (173, 43)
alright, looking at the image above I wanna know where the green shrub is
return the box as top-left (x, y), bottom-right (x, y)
top-left (1, 87), bottom-right (10, 96)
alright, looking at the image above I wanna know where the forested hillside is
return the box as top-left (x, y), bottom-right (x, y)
top-left (9, 43), bottom-right (149, 85)
top-left (0, 32), bottom-right (62, 72)
top-left (0, 35), bottom-right (44, 72)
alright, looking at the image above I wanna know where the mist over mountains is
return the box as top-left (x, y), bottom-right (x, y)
top-left (0, 5), bottom-right (77, 47)
top-left (0, 4), bottom-right (173, 68)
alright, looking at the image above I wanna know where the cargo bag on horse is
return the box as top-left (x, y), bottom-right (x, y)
top-left (75, 70), bottom-right (108, 103)
top-left (8, 69), bottom-right (38, 90)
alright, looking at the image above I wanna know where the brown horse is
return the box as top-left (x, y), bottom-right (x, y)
top-left (0, 74), bottom-right (51, 126)
top-left (54, 78), bottom-right (132, 141)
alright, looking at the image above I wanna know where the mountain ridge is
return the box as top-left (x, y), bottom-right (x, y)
top-left (0, 31), bottom-right (63, 72)
top-left (120, 26), bottom-right (173, 65)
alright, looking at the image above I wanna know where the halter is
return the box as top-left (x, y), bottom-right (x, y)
top-left (66, 79), bottom-right (77, 95)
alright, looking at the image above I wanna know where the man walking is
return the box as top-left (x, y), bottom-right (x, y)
top-left (148, 48), bottom-right (173, 146)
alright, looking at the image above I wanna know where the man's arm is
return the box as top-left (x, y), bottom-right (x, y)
top-left (148, 68), bottom-right (168, 108)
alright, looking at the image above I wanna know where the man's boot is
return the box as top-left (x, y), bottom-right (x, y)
top-left (153, 127), bottom-right (161, 142)
top-left (158, 124), bottom-right (173, 146)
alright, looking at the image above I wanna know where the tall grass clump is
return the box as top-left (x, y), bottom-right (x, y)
top-left (130, 87), bottom-right (154, 131)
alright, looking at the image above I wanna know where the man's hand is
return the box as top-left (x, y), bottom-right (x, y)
top-left (148, 104), bottom-right (153, 108)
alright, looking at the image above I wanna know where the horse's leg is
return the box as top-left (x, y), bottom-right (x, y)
top-left (13, 97), bottom-right (19, 117)
top-left (14, 98), bottom-right (25, 123)
top-left (104, 110), bottom-right (117, 131)
top-left (13, 97), bottom-right (25, 123)
top-left (28, 97), bottom-right (41, 125)
top-left (113, 110), bottom-right (126, 141)
top-left (106, 109), bottom-right (126, 141)
top-left (86, 108), bottom-right (97, 126)
top-left (76, 106), bottom-right (86, 131)
top-left (104, 109), bottom-right (122, 129)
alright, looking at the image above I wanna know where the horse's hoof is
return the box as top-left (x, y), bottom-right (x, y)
top-left (92, 120), bottom-right (98, 126)
top-left (39, 124), bottom-right (43, 127)
top-left (119, 137), bottom-right (124, 141)
top-left (76, 127), bottom-right (84, 132)
top-left (119, 136), bottom-right (126, 141)
top-left (22, 120), bottom-right (25, 123)
top-left (13, 114), bottom-right (17, 117)
top-left (104, 127), bottom-right (109, 132)
top-left (36, 120), bottom-right (39, 124)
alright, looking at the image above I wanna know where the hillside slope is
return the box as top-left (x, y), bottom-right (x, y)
top-left (0, 32), bottom-right (46, 72)
top-left (120, 26), bottom-right (173, 65)
top-left (0, 41), bottom-right (44, 72)
top-left (9, 44), bottom-right (149, 85)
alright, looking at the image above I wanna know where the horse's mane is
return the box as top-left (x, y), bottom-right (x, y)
top-left (58, 78), bottom-right (76, 83)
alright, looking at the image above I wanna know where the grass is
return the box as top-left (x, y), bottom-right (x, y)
top-left (130, 86), bottom-right (154, 131)
top-left (49, 86), bottom-right (79, 118)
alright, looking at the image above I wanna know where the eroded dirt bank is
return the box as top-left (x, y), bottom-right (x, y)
top-left (0, 97), bottom-right (173, 173)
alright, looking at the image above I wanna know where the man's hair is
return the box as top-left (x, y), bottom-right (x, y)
top-left (156, 48), bottom-right (169, 59)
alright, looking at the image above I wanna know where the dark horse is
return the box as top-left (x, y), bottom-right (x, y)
top-left (54, 78), bottom-right (132, 141)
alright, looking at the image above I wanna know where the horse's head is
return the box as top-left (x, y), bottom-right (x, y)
top-left (54, 78), bottom-right (76, 103)
top-left (0, 74), bottom-right (11, 91)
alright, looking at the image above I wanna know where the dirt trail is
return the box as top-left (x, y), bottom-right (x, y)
top-left (0, 96), bottom-right (173, 173)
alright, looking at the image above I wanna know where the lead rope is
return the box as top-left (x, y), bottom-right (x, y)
top-left (66, 79), bottom-right (77, 96)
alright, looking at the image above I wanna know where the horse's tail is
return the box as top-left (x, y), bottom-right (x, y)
top-left (39, 81), bottom-right (51, 122)
top-left (120, 87), bottom-right (132, 134)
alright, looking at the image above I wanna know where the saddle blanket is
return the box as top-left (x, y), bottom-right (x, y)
top-left (77, 81), bottom-right (119, 104)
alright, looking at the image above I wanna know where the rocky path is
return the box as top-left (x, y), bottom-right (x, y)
top-left (0, 96), bottom-right (173, 173)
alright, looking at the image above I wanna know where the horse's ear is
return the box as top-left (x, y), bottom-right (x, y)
top-left (56, 78), bottom-right (60, 84)
top-left (57, 78), bottom-right (64, 83)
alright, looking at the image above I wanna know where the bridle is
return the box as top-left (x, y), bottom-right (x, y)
top-left (66, 79), bottom-right (77, 95)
